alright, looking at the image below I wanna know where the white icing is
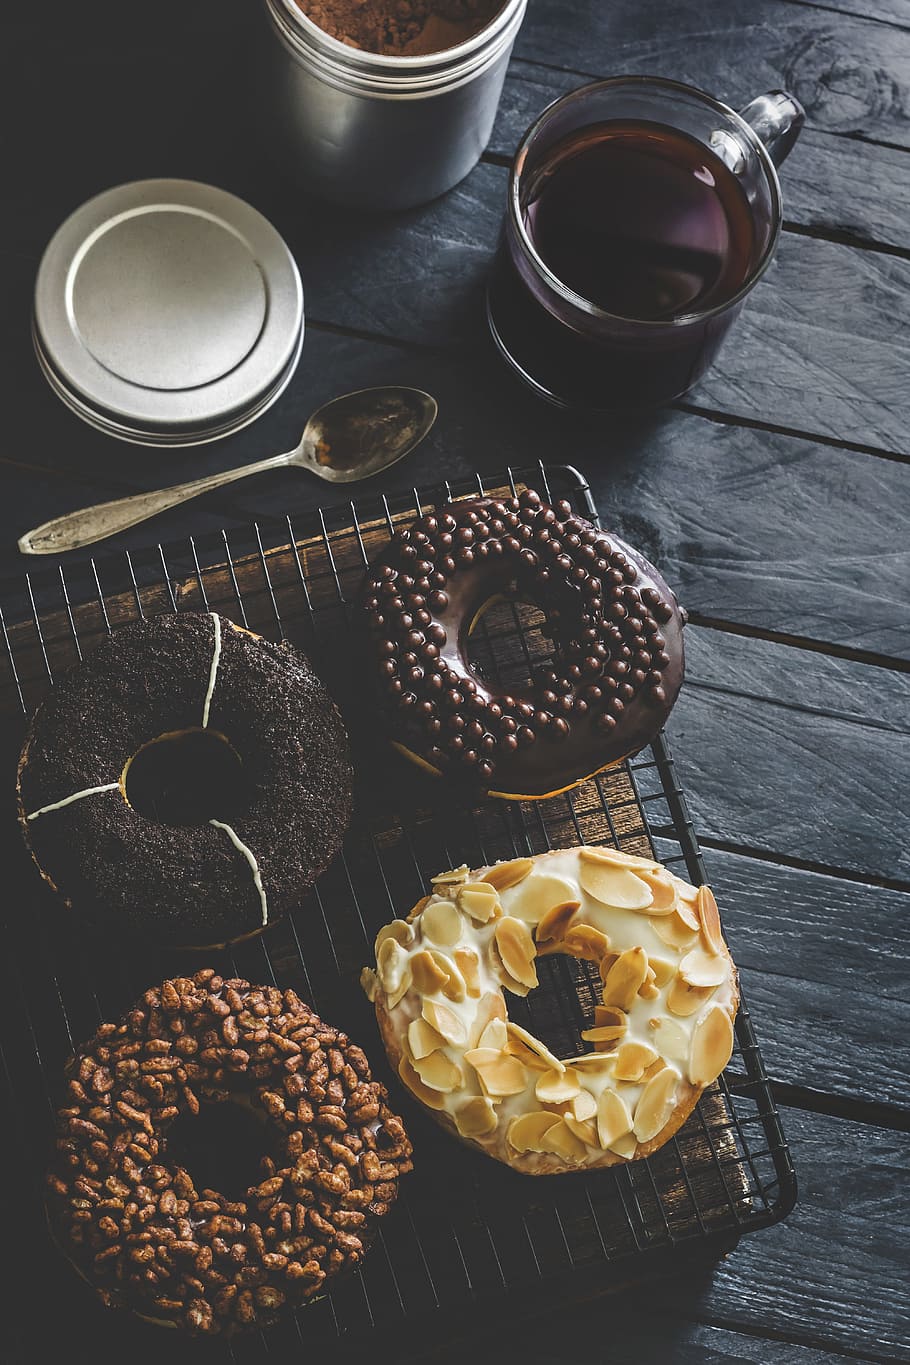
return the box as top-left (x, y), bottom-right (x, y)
top-left (210, 819), bottom-right (268, 927)
top-left (201, 612), bottom-right (222, 729)
top-left (368, 847), bottom-right (738, 1170)
top-left (26, 782), bottom-right (120, 821)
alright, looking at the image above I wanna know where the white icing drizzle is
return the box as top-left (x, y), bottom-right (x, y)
top-left (210, 819), bottom-right (268, 927)
top-left (26, 782), bottom-right (121, 822)
top-left (201, 612), bottom-right (222, 729)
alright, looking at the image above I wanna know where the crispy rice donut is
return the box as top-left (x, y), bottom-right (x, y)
top-left (362, 848), bottom-right (737, 1176)
top-left (46, 972), bottom-right (412, 1336)
top-left (17, 612), bottom-right (353, 948)
top-left (362, 490), bottom-right (685, 799)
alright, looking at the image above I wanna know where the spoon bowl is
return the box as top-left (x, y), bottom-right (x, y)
top-left (19, 386), bottom-right (438, 555)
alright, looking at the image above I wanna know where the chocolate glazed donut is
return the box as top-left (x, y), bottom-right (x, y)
top-left (362, 491), bottom-right (685, 799)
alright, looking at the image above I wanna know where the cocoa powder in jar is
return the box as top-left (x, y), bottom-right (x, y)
top-left (296, 0), bottom-right (505, 56)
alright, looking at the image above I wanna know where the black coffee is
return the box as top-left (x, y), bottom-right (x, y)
top-left (523, 120), bottom-right (754, 322)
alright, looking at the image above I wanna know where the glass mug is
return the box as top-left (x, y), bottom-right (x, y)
top-left (487, 77), bottom-right (805, 409)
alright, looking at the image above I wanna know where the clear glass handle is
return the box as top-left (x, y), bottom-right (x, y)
top-left (739, 90), bottom-right (805, 168)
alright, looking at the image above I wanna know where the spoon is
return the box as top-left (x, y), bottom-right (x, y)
top-left (18, 386), bottom-right (438, 556)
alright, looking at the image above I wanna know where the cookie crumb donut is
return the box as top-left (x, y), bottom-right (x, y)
top-left (362, 847), bottom-right (737, 1174)
top-left (46, 972), bottom-right (413, 1335)
top-left (17, 612), bottom-right (353, 948)
top-left (361, 491), bottom-right (685, 799)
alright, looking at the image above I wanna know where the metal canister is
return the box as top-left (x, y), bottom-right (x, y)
top-left (257, 0), bottom-right (527, 210)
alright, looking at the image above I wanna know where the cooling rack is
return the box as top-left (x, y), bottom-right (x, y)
top-left (0, 463), bottom-right (795, 1365)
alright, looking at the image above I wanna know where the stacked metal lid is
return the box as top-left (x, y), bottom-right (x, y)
top-left (34, 179), bottom-right (304, 446)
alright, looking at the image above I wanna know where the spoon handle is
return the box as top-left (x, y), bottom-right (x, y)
top-left (18, 450), bottom-right (296, 555)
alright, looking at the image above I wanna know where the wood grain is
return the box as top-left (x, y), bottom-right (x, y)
top-left (672, 628), bottom-right (910, 881)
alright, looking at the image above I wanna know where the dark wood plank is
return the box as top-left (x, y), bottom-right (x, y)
top-left (670, 627), bottom-right (910, 880)
top-left (4, 319), bottom-right (909, 663)
top-left (495, 67), bottom-right (910, 253)
top-left (652, 839), bottom-right (910, 1110)
top-left (512, 0), bottom-right (910, 148)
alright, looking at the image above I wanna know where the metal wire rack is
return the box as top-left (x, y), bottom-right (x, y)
top-left (0, 463), bottom-right (795, 1365)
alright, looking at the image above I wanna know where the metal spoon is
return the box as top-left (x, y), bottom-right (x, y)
top-left (18, 386), bottom-right (438, 556)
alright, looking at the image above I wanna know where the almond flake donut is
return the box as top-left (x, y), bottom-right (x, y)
top-left (361, 847), bottom-right (738, 1175)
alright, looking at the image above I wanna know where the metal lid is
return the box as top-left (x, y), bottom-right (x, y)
top-left (34, 179), bottom-right (304, 446)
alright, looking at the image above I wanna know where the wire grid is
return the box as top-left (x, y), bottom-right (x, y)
top-left (0, 463), bottom-right (795, 1363)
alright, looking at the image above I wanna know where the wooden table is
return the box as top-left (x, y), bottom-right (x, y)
top-left (3, 2), bottom-right (908, 1361)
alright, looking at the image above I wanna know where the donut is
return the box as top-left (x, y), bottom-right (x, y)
top-left (361, 847), bottom-right (737, 1175)
top-left (46, 971), bottom-right (413, 1336)
top-left (361, 491), bottom-right (685, 800)
top-left (17, 612), bottom-right (353, 948)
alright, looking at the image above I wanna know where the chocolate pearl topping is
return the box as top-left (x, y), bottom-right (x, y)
top-left (362, 493), bottom-right (684, 792)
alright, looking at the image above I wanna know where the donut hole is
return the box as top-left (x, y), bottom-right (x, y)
top-left (166, 1097), bottom-right (280, 1199)
top-left (465, 593), bottom-right (554, 693)
top-left (507, 952), bottom-right (602, 1060)
top-left (123, 727), bottom-right (249, 827)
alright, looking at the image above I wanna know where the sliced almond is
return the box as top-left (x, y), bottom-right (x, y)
top-left (697, 885), bottom-right (724, 956)
top-left (572, 1089), bottom-right (598, 1122)
top-left (648, 956), bottom-right (675, 988)
top-left (482, 858), bottom-right (534, 892)
top-left (377, 934), bottom-right (407, 981)
top-left (675, 898), bottom-right (701, 932)
top-left (651, 1017), bottom-right (689, 1063)
top-left (570, 1053), bottom-right (616, 1074)
top-left (676, 879), bottom-right (699, 904)
top-left (642, 1057), bottom-right (667, 1081)
top-left (667, 977), bottom-right (714, 1017)
top-left (579, 858), bottom-right (653, 911)
top-left (408, 1016), bottom-right (446, 1060)
top-left (614, 1042), bottom-right (659, 1083)
top-left (360, 966), bottom-right (378, 1002)
top-left (398, 1055), bottom-right (446, 1111)
top-left (422, 900), bottom-right (463, 947)
top-left (454, 1096), bottom-right (498, 1139)
top-left (410, 949), bottom-right (449, 996)
top-left (431, 864), bottom-right (469, 886)
top-left (413, 1050), bottom-right (464, 1094)
top-left (689, 1004), bottom-right (734, 1086)
top-left (581, 1023), bottom-right (626, 1044)
top-left (602, 947), bottom-right (649, 1011)
top-left (651, 910), bottom-right (700, 951)
top-left (506, 1021), bottom-right (565, 1073)
top-left (540, 1118), bottom-right (588, 1163)
top-left (406, 894), bottom-right (432, 923)
top-left (388, 964), bottom-right (413, 1010)
top-left (561, 925), bottom-right (611, 961)
top-left (535, 899), bottom-right (581, 943)
top-left (508, 874), bottom-right (579, 925)
top-left (579, 846), bottom-right (655, 869)
top-left (457, 883), bottom-right (501, 924)
top-left (422, 998), bottom-right (468, 1048)
top-left (594, 1004), bottom-right (627, 1030)
top-left (678, 947), bottom-right (728, 989)
top-left (564, 1113), bottom-right (598, 1147)
top-left (507, 1111), bottom-right (562, 1153)
top-left (599, 951), bottom-right (619, 984)
top-left (477, 1017), bottom-right (508, 1051)
top-left (473, 1052), bottom-right (528, 1098)
top-left (428, 949), bottom-right (467, 1002)
top-left (609, 1131), bottom-right (639, 1160)
top-left (468, 992), bottom-right (507, 1048)
top-left (597, 1089), bottom-right (633, 1149)
top-left (494, 917), bottom-right (539, 990)
top-left (454, 947), bottom-right (481, 998)
top-left (632, 1067), bottom-right (679, 1143)
top-left (535, 1069), bottom-right (581, 1104)
top-left (375, 919), bottom-right (414, 953)
top-left (639, 983), bottom-right (660, 1000)
top-left (635, 867), bottom-right (678, 915)
top-left (490, 939), bottom-right (531, 998)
